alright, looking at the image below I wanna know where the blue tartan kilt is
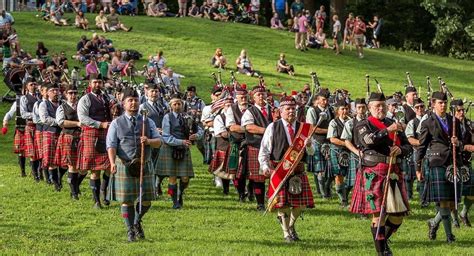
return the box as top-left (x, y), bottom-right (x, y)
top-left (428, 166), bottom-right (460, 202)
top-left (308, 144), bottom-right (328, 173)
top-left (151, 148), bottom-right (161, 175)
top-left (109, 159), bottom-right (156, 202)
top-left (329, 145), bottom-right (348, 177)
top-left (462, 166), bottom-right (474, 196)
top-left (401, 156), bottom-right (416, 181)
top-left (156, 144), bottom-right (194, 178)
top-left (346, 152), bottom-right (359, 187)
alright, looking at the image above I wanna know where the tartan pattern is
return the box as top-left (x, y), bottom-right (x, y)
top-left (24, 124), bottom-right (39, 160)
top-left (235, 148), bottom-right (246, 179)
top-left (401, 158), bottom-right (416, 181)
top-left (462, 167), bottom-right (474, 196)
top-left (346, 152), bottom-right (359, 187)
top-left (270, 164), bottom-right (315, 209)
top-left (54, 131), bottom-right (80, 168)
top-left (35, 130), bottom-right (43, 159)
top-left (109, 159), bottom-right (156, 202)
top-left (247, 145), bottom-right (266, 183)
top-left (350, 163), bottom-right (409, 215)
top-left (150, 148), bottom-right (161, 175)
top-left (428, 166), bottom-right (459, 202)
top-left (156, 144), bottom-right (194, 177)
top-left (308, 144), bottom-right (328, 173)
top-left (41, 132), bottom-right (59, 168)
top-left (209, 150), bottom-right (228, 174)
top-left (329, 145), bottom-right (348, 176)
top-left (13, 129), bottom-right (25, 155)
top-left (77, 127), bottom-right (110, 171)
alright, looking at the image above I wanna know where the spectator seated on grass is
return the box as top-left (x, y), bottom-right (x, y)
top-left (235, 49), bottom-right (258, 77)
top-left (270, 12), bottom-right (285, 30)
top-left (101, 0), bottom-right (113, 14)
top-left (4, 51), bottom-right (21, 70)
top-left (97, 54), bottom-right (111, 79)
top-left (211, 48), bottom-right (227, 69)
top-left (0, 10), bottom-right (14, 31)
top-left (156, 0), bottom-right (176, 17)
top-left (200, 1), bottom-right (210, 19)
top-left (146, 0), bottom-right (161, 17)
top-left (72, 35), bottom-right (89, 62)
top-left (162, 67), bottom-right (180, 91)
top-left (50, 10), bottom-right (69, 26)
top-left (117, 0), bottom-right (134, 15)
top-left (217, 3), bottom-right (230, 22)
top-left (4, 28), bottom-right (20, 55)
top-left (85, 56), bottom-right (99, 79)
top-left (249, 0), bottom-right (260, 25)
top-left (36, 41), bottom-right (50, 65)
top-left (108, 9), bottom-right (132, 32)
top-left (276, 53), bottom-right (294, 76)
top-left (95, 10), bottom-right (109, 32)
top-left (75, 11), bottom-right (89, 30)
top-left (188, 1), bottom-right (202, 18)
top-left (98, 35), bottom-right (115, 54)
top-left (308, 27), bottom-right (329, 49)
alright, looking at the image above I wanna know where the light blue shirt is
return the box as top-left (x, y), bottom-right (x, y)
top-left (162, 112), bottom-right (204, 146)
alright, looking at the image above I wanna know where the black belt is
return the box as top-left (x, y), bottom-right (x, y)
top-left (363, 154), bottom-right (401, 164)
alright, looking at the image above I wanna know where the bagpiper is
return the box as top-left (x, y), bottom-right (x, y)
top-left (241, 85), bottom-right (273, 211)
top-left (2, 96), bottom-right (27, 177)
top-left (350, 92), bottom-right (411, 256)
top-left (107, 87), bottom-right (162, 242)
top-left (418, 92), bottom-right (462, 243)
top-left (259, 96), bottom-right (314, 242)
top-left (158, 93), bottom-right (203, 209)
top-left (77, 76), bottom-right (113, 208)
top-left (184, 85), bottom-right (206, 158)
top-left (54, 84), bottom-right (85, 199)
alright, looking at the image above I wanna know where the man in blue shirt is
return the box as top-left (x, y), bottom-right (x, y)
top-left (272, 0), bottom-right (288, 23)
top-left (107, 87), bottom-right (162, 242)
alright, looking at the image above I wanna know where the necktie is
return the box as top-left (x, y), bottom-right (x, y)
top-left (131, 116), bottom-right (136, 127)
top-left (261, 106), bottom-right (268, 118)
top-left (287, 123), bottom-right (295, 142)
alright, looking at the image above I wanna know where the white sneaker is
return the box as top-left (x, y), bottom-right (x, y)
top-left (215, 176), bottom-right (223, 188)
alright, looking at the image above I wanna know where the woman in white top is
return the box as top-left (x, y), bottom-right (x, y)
top-left (235, 49), bottom-right (258, 77)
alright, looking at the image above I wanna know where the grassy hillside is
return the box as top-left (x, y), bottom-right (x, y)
top-left (0, 12), bottom-right (473, 255)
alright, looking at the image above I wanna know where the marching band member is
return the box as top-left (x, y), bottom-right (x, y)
top-left (259, 96), bottom-right (315, 242)
top-left (2, 98), bottom-right (27, 177)
top-left (107, 87), bottom-right (162, 242)
top-left (241, 85), bottom-right (273, 211)
top-left (77, 76), bottom-right (113, 208)
top-left (402, 86), bottom-right (418, 123)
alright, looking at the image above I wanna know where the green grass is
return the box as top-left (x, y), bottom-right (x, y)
top-left (0, 12), bottom-right (473, 255)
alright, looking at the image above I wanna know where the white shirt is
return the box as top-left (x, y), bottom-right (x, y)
top-left (224, 104), bottom-right (246, 127)
top-left (241, 104), bottom-right (268, 127)
top-left (213, 113), bottom-right (227, 137)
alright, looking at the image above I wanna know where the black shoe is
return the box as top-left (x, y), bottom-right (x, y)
top-left (256, 204), bottom-right (265, 212)
top-left (446, 234), bottom-right (455, 243)
top-left (54, 183), bottom-right (62, 192)
top-left (289, 227), bottom-right (300, 241)
top-left (21, 171), bottom-right (27, 177)
top-left (178, 194), bottom-right (183, 206)
top-left (172, 202), bottom-right (182, 209)
top-left (71, 193), bottom-right (79, 200)
top-left (134, 222), bottom-right (145, 239)
top-left (284, 236), bottom-right (294, 243)
top-left (453, 218), bottom-right (460, 229)
top-left (127, 228), bottom-right (136, 242)
top-left (103, 199), bottom-right (110, 206)
top-left (384, 240), bottom-right (393, 256)
top-left (460, 214), bottom-right (472, 227)
top-left (248, 194), bottom-right (255, 202)
top-left (239, 194), bottom-right (246, 203)
top-left (427, 220), bottom-right (439, 240)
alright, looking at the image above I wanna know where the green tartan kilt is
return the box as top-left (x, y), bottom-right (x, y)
top-left (150, 148), bottom-right (161, 175)
top-left (308, 144), bottom-right (328, 173)
top-left (109, 159), bottom-right (156, 202)
top-left (418, 158), bottom-right (430, 200)
top-left (401, 156), bottom-right (416, 182)
top-left (329, 145), bottom-right (348, 177)
top-left (156, 144), bottom-right (194, 178)
top-left (462, 166), bottom-right (474, 196)
top-left (346, 152), bottom-right (359, 187)
top-left (428, 166), bottom-right (460, 202)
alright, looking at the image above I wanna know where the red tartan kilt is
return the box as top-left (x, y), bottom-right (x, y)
top-left (24, 124), bottom-right (39, 160)
top-left (42, 131), bottom-right (59, 168)
top-left (350, 163), bottom-right (409, 215)
top-left (271, 166), bottom-right (315, 209)
top-left (13, 129), bottom-right (25, 154)
top-left (54, 132), bottom-right (80, 168)
top-left (77, 127), bottom-right (110, 171)
top-left (35, 130), bottom-right (43, 159)
top-left (209, 150), bottom-right (228, 173)
top-left (247, 145), bottom-right (266, 183)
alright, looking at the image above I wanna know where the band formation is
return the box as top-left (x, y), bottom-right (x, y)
top-left (2, 67), bottom-right (473, 255)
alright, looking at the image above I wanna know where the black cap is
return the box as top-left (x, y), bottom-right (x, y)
top-left (212, 86), bottom-right (223, 95)
top-left (187, 85), bottom-right (196, 92)
top-left (25, 77), bottom-right (36, 84)
top-left (413, 98), bottom-right (424, 106)
top-left (65, 84), bottom-right (78, 92)
top-left (432, 91), bottom-right (447, 101)
top-left (405, 86), bottom-right (417, 94)
top-left (354, 98), bottom-right (366, 105)
top-left (368, 92), bottom-right (386, 102)
top-left (450, 99), bottom-right (464, 107)
top-left (317, 88), bottom-right (330, 99)
top-left (46, 83), bottom-right (60, 90)
top-left (122, 87), bottom-right (139, 100)
top-left (334, 99), bottom-right (347, 108)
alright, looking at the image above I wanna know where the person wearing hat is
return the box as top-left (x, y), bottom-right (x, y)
top-left (77, 76), bottom-right (113, 208)
top-left (258, 96), bottom-right (315, 242)
top-left (158, 94), bottom-right (203, 209)
top-left (402, 86), bottom-right (418, 123)
top-left (185, 85), bottom-right (206, 158)
top-left (107, 87), bottom-right (162, 242)
top-left (201, 86), bottom-right (222, 168)
top-left (20, 78), bottom-right (41, 180)
top-left (404, 98), bottom-right (426, 201)
top-left (210, 96), bottom-right (234, 195)
top-left (225, 86), bottom-right (252, 202)
top-left (34, 83), bottom-right (52, 183)
top-left (341, 98), bottom-right (367, 203)
top-left (39, 83), bottom-right (65, 191)
top-left (241, 85), bottom-right (273, 211)
top-left (327, 99), bottom-right (351, 207)
top-left (295, 91), bottom-right (308, 122)
top-left (385, 97), bottom-right (400, 121)
top-left (54, 84), bottom-right (84, 200)
top-left (350, 92), bottom-right (411, 255)
top-left (305, 88), bottom-right (334, 199)
top-left (451, 99), bottom-right (474, 227)
top-left (140, 83), bottom-right (168, 196)
top-left (417, 92), bottom-right (462, 243)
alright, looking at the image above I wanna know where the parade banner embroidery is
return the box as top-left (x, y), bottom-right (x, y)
top-left (266, 122), bottom-right (315, 213)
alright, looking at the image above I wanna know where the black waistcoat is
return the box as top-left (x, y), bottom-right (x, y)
top-left (270, 120), bottom-right (301, 161)
top-left (229, 103), bottom-right (245, 143)
top-left (403, 104), bottom-right (416, 123)
top-left (87, 93), bottom-right (111, 122)
top-left (245, 105), bottom-right (272, 148)
top-left (62, 102), bottom-right (80, 135)
top-left (44, 100), bottom-right (61, 134)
